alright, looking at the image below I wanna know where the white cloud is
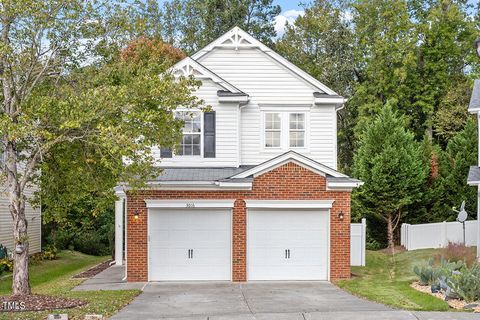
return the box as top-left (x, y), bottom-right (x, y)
top-left (274, 9), bottom-right (304, 37)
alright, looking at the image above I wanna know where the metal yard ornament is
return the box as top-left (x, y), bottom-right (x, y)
top-left (453, 201), bottom-right (468, 244)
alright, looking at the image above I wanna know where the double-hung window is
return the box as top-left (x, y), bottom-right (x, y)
top-left (264, 112), bottom-right (306, 149)
top-left (289, 113), bottom-right (305, 148)
top-left (175, 111), bottom-right (202, 156)
top-left (264, 113), bottom-right (281, 148)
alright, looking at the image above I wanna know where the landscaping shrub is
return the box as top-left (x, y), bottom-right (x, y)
top-left (42, 244), bottom-right (58, 260)
top-left (0, 258), bottom-right (13, 275)
top-left (438, 242), bottom-right (477, 267)
top-left (413, 258), bottom-right (441, 285)
top-left (72, 230), bottom-right (111, 256)
top-left (447, 264), bottom-right (480, 302)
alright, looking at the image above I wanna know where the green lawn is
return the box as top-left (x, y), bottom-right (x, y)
top-left (0, 250), bottom-right (140, 319)
top-left (337, 249), bottom-right (451, 311)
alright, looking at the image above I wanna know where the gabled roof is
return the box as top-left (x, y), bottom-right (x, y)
top-left (469, 80), bottom-right (480, 113)
top-left (230, 151), bottom-right (348, 179)
top-left (191, 26), bottom-right (340, 96)
top-left (171, 57), bottom-right (246, 95)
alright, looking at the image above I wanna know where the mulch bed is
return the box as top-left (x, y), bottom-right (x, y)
top-left (72, 259), bottom-right (113, 279)
top-left (411, 281), bottom-right (480, 312)
top-left (0, 294), bottom-right (86, 312)
top-left (378, 245), bottom-right (407, 254)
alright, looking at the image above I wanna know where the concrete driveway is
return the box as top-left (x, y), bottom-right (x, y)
top-left (110, 281), bottom-right (479, 320)
top-left (74, 267), bottom-right (479, 320)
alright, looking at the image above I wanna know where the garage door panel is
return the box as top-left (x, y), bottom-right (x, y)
top-left (149, 209), bottom-right (231, 281)
top-left (248, 209), bottom-right (329, 281)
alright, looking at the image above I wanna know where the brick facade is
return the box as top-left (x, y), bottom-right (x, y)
top-left (126, 162), bottom-right (351, 282)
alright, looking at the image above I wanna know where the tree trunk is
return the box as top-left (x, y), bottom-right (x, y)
top-left (5, 141), bottom-right (31, 295)
top-left (12, 209), bottom-right (30, 295)
top-left (387, 213), bottom-right (395, 250)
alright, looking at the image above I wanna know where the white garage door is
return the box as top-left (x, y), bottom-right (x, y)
top-left (148, 209), bottom-right (231, 281)
top-left (248, 209), bottom-right (329, 280)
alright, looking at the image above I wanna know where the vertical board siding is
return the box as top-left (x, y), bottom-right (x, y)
top-left (0, 185), bottom-right (41, 254)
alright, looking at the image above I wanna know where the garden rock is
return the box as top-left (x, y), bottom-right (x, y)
top-left (463, 303), bottom-right (479, 310)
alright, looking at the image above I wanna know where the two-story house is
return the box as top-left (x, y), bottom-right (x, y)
top-left (115, 27), bottom-right (362, 283)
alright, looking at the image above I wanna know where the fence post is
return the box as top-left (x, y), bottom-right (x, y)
top-left (406, 224), bottom-right (410, 250)
top-left (441, 221), bottom-right (447, 248)
top-left (361, 218), bottom-right (366, 266)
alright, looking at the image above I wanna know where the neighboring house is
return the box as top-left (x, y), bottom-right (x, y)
top-left (0, 151), bottom-right (41, 255)
top-left (115, 27), bottom-right (362, 282)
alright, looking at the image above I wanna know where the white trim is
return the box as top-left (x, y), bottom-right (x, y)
top-left (468, 180), bottom-right (480, 186)
top-left (192, 27), bottom-right (339, 96)
top-left (145, 181), bottom-right (252, 191)
top-left (326, 181), bottom-right (364, 191)
top-left (314, 97), bottom-right (347, 105)
top-left (218, 95), bottom-right (249, 103)
top-left (245, 200), bottom-right (334, 209)
top-left (232, 151), bottom-right (348, 179)
top-left (145, 199), bottom-right (235, 209)
top-left (171, 57), bottom-right (242, 93)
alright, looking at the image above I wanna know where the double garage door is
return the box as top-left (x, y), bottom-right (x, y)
top-left (148, 208), bottom-right (329, 281)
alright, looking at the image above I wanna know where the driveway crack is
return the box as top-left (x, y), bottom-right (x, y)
top-left (240, 284), bottom-right (255, 318)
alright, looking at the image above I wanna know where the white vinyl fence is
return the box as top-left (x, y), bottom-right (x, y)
top-left (351, 218), bottom-right (366, 266)
top-left (401, 220), bottom-right (478, 251)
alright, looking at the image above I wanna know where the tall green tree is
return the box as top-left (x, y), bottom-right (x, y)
top-left (158, 0), bottom-right (281, 53)
top-left (39, 38), bottom-right (187, 255)
top-left (276, 0), bottom-right (356, 172)
top-left (353, 104), bottom-right (428, 249)
top-left (0, 0), bottom-right (200, 295)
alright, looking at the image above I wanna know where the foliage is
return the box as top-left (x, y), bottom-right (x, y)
top-left (437, 242), bottom-right (477, 268)
top-left (41, 245), bottom-right (59, 261)
top-left (413, 258), bottom-right (440, 285)
top-left (275, 0), bottom-right (356, 172)
top-left (353, 104), bottom-right (428, 248)
top-left (152, 0), bottom-right (281, 53)
top-left (0, 0), bottom-right (202, 294)
top-left (447, 264), bottom-right (480, 302)
top-left (0, 258), bottom-right (13, 275)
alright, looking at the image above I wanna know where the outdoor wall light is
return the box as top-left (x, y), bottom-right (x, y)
top-left (338, 210), bottom-right (344, 221)
top-left (475, 37), bottom-right (480, 58)
top-left (134, 210), bottom-right (140, 221)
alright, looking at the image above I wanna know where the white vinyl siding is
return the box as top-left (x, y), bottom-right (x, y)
top-left (154, 79), bottom-right (240, 167)
top-left (0, 184), bottom-right (41, 254)
top-left (240, 105), bottom-right (337, 168)
top-left (198, 47), bottom-right (338, 169)
top-left (198, 48), bottom-right (318, 104)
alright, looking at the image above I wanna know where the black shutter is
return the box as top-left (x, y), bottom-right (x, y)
top-left (204, 112), bottom-right (216, 158)
top-left (160, 147), bottom-right (172, 158)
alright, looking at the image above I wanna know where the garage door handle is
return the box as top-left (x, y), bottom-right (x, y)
top-left (188, 249), bottom-right (193, 259)
top-left (285, 249), bottom-right (290, 259)
top-left (288, 249), bottom-right (290, 259)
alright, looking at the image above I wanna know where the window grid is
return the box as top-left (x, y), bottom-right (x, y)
top-left (175, 111), bottom-right (202, 156)
top-left (289, 113), bottom-right (305, 148)
top-left (264, 113), bottom-right (281, 148)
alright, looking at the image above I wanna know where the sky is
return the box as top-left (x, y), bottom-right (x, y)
top-left (272, 0), bottom-right (305, 36)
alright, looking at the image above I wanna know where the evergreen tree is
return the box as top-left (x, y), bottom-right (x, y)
top-left (353, 104), bottom-right (428, 249)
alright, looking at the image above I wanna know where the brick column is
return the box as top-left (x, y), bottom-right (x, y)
top-left (232, 199), bottom-right (247, 281)
top-left (330, 192), bottom-right (351, 280)
top-left (126, 194), bottom-right (148, 282)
